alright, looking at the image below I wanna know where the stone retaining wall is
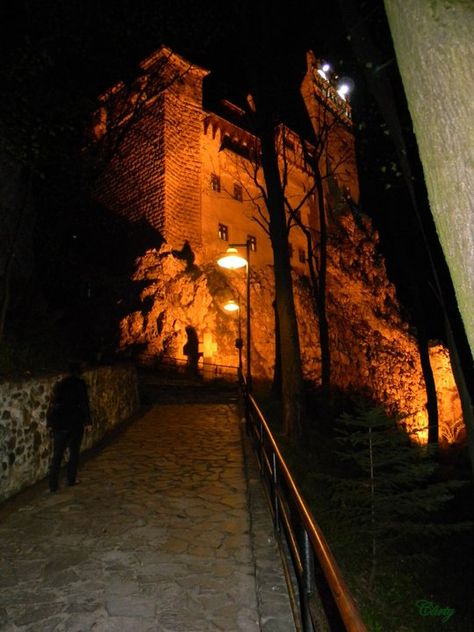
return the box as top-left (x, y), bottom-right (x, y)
top-left (0, 364), bottom-right (139, 503)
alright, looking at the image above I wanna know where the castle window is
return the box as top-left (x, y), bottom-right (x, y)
top-left (247, 235), bottom-right (257, 252)
top-left (218, 223), bottom-right (228, 241)
top-left (233, 183), bottom-right (243, 201)
top-left (298, 248), bottom-right (306, 264)
top-left (211, 173), bottom-right (221, 192)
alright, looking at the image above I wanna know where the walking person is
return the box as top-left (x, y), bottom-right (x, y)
top-left (47, 362), bottom-right (92, 492)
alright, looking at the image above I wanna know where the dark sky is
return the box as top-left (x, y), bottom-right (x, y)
top-left (1, 0), bottom-right (469, 356)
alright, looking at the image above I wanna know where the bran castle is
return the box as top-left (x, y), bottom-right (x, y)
top-left (90, 46), bottom-right (462, 443)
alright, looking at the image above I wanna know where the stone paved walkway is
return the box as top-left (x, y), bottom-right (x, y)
top-left (0, 403), bottom-right (295, 631)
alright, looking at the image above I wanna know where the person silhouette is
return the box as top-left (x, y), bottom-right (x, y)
top-left (46, 362), bottom-right (92, 492)
top-left (183, 326), bottom-right (201, 375)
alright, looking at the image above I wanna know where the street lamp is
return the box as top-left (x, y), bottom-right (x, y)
top-left (217, 241), bottom-right (252, 391)
top-left (224, 299), bottom-right (243, 379)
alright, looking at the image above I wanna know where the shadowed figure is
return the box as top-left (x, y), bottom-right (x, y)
top-left (183, 326), bottom-right (202, 376)
top-left (46, 362), bottom-right (92, 492)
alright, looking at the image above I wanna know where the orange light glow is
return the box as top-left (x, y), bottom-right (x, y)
top-left (217, 247), bottom-right (247, 270)
top-left (224, 300), bottom-right (240, 312)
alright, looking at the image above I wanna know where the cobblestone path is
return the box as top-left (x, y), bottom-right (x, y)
top-left (0, 403), bottom-right (294, 632)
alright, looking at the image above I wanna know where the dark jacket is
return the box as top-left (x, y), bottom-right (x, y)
top-left (47, 376), bottom-right (91, 431)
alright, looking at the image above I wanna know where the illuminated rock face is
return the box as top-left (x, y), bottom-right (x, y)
top-left (429, 345), bottom-right (465, 445)
top-left (121, 212), bottom-right (461, 442)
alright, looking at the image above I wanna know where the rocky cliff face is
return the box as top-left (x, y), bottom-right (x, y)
top-left (120, 209), bottom-right (461, 443)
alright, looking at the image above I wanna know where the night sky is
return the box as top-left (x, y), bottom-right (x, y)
top-left (1, 0), bottom-right (471, 374)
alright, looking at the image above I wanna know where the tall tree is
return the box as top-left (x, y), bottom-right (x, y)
top-left (383, 0), bottom-right (474, 363)
top-left (238, 4), bottom-right (307, 440)
top-left (383, 0), bottom-right (474, 478)
top-left (337, 0), bottom-right (473, 466)
top-left (336, 0), bottom-right (442, 445)
top-left (326, 403), bottom-right (470, 595)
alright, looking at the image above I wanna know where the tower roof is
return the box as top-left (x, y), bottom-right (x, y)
top-left (139, 45), bottom-right (210, 78)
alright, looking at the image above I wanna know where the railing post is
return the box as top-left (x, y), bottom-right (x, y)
top-left (259, 418), bottom-right (265, 475)
top-left (300, 528), bottom-right (315, 632)
top-left (244, 384), bottom-right (251, 437)
top-left (272, 452), bottom-right (280, 533)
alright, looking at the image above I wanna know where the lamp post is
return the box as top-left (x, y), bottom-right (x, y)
top-left (217, 241), bottom-right (252, 391)
top-left (223, 299), bottom-right (243, 380)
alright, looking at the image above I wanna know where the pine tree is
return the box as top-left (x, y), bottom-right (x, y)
top-left (324, 403), bottom-right (469, 591)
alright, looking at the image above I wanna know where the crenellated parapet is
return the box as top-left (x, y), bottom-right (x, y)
top-left (301, 50), bottom-right (359, 203)
top-left (304, 50), bottom-right (353, 126)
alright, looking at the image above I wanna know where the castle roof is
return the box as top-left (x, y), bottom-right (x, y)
top-left (139, 44), bottom-right (210, 78)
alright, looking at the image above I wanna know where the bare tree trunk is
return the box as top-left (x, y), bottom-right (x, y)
top-left (238, 1), bottom-right (307, 441)
top-left (445, 317), bottom-right (474, 481)
top-left (271, 300), bottom-right (282, 398)
top-left (258, 120), bottom-right (306, 440)
top-left (315, 167), bottom-right (331, 396)
top-left (414, 302), bottom-right (439, 445)
top-left (302, 180), bottom-right (331, 405)
top-left (384, 0), bottom-right (474, 362)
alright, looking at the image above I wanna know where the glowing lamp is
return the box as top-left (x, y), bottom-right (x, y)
top-left (317, 60), bottom-right (331, 80)
top-left (217, 247), bottom-right (247, 270)
top-left (224, 300), bottom-right (240, 312)
top-left (337, 77), bottom-right (354, 101)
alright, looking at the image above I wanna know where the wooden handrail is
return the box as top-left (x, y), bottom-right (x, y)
top-left (247, 391), bottom-right (368, 632)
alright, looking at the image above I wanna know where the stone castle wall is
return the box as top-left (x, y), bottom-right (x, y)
top-left (0, 364), bottom-right (139, 503)
top-left (93, 48), bottom-right (206, 249)
top-left (94, 97), bottom-right (167, 234)
top-left (162, 77), bottom-right (204, 248)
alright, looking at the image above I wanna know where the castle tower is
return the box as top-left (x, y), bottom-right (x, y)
top-left (91, 46), bottom-right (209, 251)
top-left (300, 51), bottom-right (359, 204)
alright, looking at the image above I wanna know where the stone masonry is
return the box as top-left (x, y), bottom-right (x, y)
top-left (0, 401), bottom-right (296, 631)
top-left (0, 364), bottom-right (139, 503)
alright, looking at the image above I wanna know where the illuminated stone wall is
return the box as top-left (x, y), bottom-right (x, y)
top-left (200, 118), bottom-right (310, 272)
top-left (0, 365), bottom-right (139, 503)
top-left (93, 94), bottom-right (167, 234)
top-left (92, 47), bottom-right (207, 250)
